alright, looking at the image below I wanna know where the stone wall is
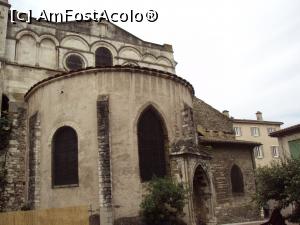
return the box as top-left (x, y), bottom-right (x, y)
top-left (191, 96), bottom-right (260, 224)
top-left (28, 112), bottom-right (41, 209)
top-left (182, 104), bottom-right (196, 140)
top-left (25, 67), bottom-right (193, 219)
top-left (0, 106), bottom-right (27, 211)
top-left (97, 95), bottom-right (113, 225)
top-left (2, 13), bottom-right (176, 106)
top-left (210, 145), bottom-right (259, 224)
top-left (193, 97), bottom-right (234, 137)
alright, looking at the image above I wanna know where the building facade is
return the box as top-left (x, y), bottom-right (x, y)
top-left (228, 111), bottom-right (283, 167)
top-left (270, 124), bottom-right (300, 160)
top-left (0, 1), bottom-right (260, 224)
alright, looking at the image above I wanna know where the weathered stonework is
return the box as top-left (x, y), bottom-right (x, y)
top-left (97, 95), bottom-right (113, 225)
top-left (0, 1), bottom-right (260, 224)
top-left (27, 112), bottom-right (41, 209)
top-left (0, 107), bottom-right (26, 211)
top-left (169, 101), bottom-right (217, 225)
top-left (210, 145), bottom-right (259, 224)
top-left (193, 97), bottom-right (260, 224)
top-left (182, 104), bottom-right (196, 141)
top-left (193, 98), bottom-right (234, 139)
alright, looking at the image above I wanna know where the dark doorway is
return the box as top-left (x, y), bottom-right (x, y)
top-left (193, 166), bottom-right (212, 225)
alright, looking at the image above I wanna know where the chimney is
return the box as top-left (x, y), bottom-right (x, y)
top-left (256, 111), bottom-right (263, 121)
top-left (222, 110), bottom-right (229, 117)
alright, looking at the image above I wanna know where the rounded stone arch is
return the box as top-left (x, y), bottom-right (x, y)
top-left (62, 51), bottom-right (88, 71)
top-left (230, 163), bottom-right (245, 194)
top-left (91, 41), bottom-right (117, 66)
top-left (39, 36), bottom-right (58, 69)
top-left (156, 56), bottom-right (174, 67)
top-left (118, 46), bottom-right (142, 61)
top-left (142, 53), bottom-right (157, 63)
top-left (61, 35), bottom-right (90, 51)
top-left (16, 31), bottom-right (38, 65)
top-left (16, 29), bottom-right (39, 41)
top-left (47, 121), bottom-right (83, 148)
top-left (91, 41), bottom-right (118, 56)
top-left (192, 164), bottom-right (214, 225)
top-left (39, 34), bottom-right (59, 46)
top-left (94, 47), bottom-right (113, 67)
top-left (121, 61), bottom-right (139, 66)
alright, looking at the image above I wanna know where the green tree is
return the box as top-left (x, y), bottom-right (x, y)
top-left (140, 177), bottom-right (188, 225)
top-left (255, 158), bottom-right (300, 222)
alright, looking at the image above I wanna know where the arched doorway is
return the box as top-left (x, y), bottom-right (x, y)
top-left (193, 165), bottom-right (213, 225)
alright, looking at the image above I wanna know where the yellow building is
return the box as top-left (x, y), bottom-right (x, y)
top-left (224, 111), bottom-right (283, 167)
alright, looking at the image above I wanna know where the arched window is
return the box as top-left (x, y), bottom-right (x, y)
top-left (95, 47), bottom-right (112, 67)
top-left (52, 126), bottom-right (78, 186)
top-left (231, 164), bottom-right (244, 193)
top-left (1, 94), bottom-right (9, 114)
top-left (66, 54), bottom-right (84, 71)
top-left (137, 106), bottom-right (167, 182)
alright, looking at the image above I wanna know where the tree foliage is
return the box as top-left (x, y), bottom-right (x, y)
top-left (140, 177), bottom-right (188, 225)
top-left (255, 158), bottom-right (300, 221)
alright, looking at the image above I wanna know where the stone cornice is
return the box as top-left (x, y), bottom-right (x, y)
top-left (24, 65), bottom-right (194, 101)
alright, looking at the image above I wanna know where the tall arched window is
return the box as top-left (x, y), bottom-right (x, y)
top-left (52, 126), bottom-right (78, 186)
top-left (231, 164), bottom-right (244, 193)
top-left (137, 106), bottom-right (168, 182)
top-left (95, 47), bottom-right (112, 67)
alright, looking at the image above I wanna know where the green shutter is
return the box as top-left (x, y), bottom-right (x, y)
top-left (288, 139), bottom-right (300, 159)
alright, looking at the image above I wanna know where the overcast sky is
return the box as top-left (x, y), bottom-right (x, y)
top-left (10, 0), bottom-right (300, 127)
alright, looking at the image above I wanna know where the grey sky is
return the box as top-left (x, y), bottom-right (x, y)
top-left (10, 0), bottom-right (300, 127)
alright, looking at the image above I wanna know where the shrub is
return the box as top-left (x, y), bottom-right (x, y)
top-left (140, 177), bottom-right (188, 225)
top-left (255, 158), bottom-right (300, 222)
